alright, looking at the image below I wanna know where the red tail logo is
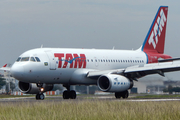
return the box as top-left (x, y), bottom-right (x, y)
top-left (142, 6), bottom-right (168, 54)
top-left (141, 6), bottom-right (172, 63)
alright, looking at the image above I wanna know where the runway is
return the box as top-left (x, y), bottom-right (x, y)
top-left (0, 95), bottom-right (180, 103)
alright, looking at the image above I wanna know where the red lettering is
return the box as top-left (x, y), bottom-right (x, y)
top-left (78, 54), bottom-right (86, 68)
top-left (54, 53), bottom-right (86, 68)
top-left (63, 54), bottom-right (73, 68)
top-left (54, 53), bottom-right (64, 68)
top-left (73, 54), bottom-right (79, 68)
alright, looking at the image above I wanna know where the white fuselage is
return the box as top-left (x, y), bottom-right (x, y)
top-left (10, 48), bottom-right (147, 85)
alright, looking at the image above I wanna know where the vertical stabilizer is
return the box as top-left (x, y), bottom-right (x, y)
top-left (142, 6), bottom-right (168, 54)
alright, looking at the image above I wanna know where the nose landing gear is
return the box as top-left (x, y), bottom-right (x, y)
top-left (36, 93), bottom-right (45, 100)
top-left (36, 83), bottom-right (45, 100)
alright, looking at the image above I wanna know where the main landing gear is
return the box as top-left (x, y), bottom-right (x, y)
top-left (115, 90), bottom-right (129, 99)
top-left (36, 83), bottom-right (45, 100)
top-left (63, 85), bottom-right (77, 99)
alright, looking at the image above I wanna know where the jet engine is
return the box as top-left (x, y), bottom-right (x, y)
top-left (97, 74), bottom-right (133, 92)
top-left (18, 81), bottom-right (54, 94)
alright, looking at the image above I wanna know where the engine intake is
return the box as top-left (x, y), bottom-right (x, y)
top-left (18, 81), bottom-right (54, 94)
top-left (97, 74), bottom-right (133, 92)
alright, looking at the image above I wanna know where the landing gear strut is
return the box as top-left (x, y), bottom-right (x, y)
top-left (115, 90), bottom-right (129, 99)
top-left (36, 83), bottom-right (45, 100)
top-left (63, 84), bottom-right (77, 99)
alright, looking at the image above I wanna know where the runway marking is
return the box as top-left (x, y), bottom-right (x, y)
top-left (125, 99), bottom-right (180, 102)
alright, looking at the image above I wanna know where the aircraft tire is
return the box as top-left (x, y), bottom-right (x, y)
top-left (63, 90), bottom-right (70, 99)
top-left (70, 90), bottom-right (76, 99)
top-left (36, 94), bottom-right (40, 100)
top-left (39, 93), bottom-right (45, 100)
top-left (36, 93), bottom-right (45, 100)
top-left (115, 92), bottom-right (122, 99)
top-left (122, 90), bottom-right (129, 99)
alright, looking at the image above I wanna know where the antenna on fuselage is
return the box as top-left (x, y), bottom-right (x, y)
top-left (112, 46), bottom-right (115, 50)
top-left (41, 44), bottom-right (43, 48)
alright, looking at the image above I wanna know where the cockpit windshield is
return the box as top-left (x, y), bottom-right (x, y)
top-left (16, 57), bottom-right (41, 62)
top-left (30, 57), bottom-right (36, 62)
top-left (35, 57), bottom-right (40, 62)
top-left (16, 57), bottom-right (21, 62)
top-left (21, 57), bottom-right (30, 61)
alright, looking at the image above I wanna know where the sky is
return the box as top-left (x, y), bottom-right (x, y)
top-left (0, 0), bottom-right (180, 80)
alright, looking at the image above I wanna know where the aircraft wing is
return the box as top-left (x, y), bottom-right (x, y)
top-left (87, 61), bottom-right (180, 80)
top-left (87, 69), bottom-right (124, 78)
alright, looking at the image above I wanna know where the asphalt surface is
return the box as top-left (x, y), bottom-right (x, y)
top-left (0, 95), bottom-right (180, 103)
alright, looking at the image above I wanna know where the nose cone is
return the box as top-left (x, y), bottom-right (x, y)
top-left (11, 63), bottom-right (24, 80)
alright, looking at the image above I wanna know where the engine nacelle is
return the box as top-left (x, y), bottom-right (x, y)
top-left (18, 81), bottom-right (54, 94)
top-left (97, 74), bottom-right (133, 92)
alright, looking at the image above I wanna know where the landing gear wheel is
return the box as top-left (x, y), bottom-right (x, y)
top-left (115, 90), bottom-right (129, 99)
top-left (36, 94), bottom-right (40, 100)
top-left (70, 90), bottom-right (76, 99)
top-left (115, 92), bottom-right (122, 99)
top-left (36, 93), bottom-right (45, 100)
top-left (39, 93), bottom-right (45, 100)
top-left (63, 90), bottom-right (77, 99)
top-left (63, 90), bottom-right (70, 99)
top-left (122, 90), bottom-right (129, 99)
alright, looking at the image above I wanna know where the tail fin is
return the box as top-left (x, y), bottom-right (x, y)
top-left (142, 6), bottom-right (168, 54)
top-left (3, 64), bottom-right (7, 67)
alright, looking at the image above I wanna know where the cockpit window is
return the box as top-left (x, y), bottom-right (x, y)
top-left (16, 57), bottom-right (21, 62)
top-left (21, 57), bottom-right (30, 61)
top-left (30, 57), bottom-right (36, 62)
top-left (35, 57), bottom-right (41, 62)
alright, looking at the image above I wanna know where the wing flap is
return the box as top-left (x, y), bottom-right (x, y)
top-left (87, 61), bottom-right (180, 80)
top-left (125, 61), bottom-right (180, 78)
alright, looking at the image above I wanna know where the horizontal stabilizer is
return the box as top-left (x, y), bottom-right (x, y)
top-left (158, 58), bottom-right (180, 62)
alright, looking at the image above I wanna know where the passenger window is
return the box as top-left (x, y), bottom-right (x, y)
top-left (30, 57), bottom-right (36, 62)
top-left (35, 57), bottom-right (41, 62)
top-left (16, 57), bottom-right (21, 62)
top-left (21, 57), bottom-right (29, 61)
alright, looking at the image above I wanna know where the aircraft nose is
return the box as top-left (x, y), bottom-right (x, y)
top-left (11, 64), bottom-right (24, 80)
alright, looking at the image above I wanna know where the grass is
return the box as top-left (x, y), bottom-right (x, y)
top-left (134, 94), bottom-right (180, 99)
top-left (0, 100), bottom-right (180, 120)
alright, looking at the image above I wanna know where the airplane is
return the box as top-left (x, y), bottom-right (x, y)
top-left (1, 6), bottom-right (180, 100)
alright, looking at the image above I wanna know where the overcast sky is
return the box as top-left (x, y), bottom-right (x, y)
top-left (0, 0), bottom-right (180, 80)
